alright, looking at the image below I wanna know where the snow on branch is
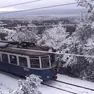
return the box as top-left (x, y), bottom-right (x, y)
top-left (12, 74), bottom-right (42, 94)
top-left (76, 0), bottom-right (94, 13)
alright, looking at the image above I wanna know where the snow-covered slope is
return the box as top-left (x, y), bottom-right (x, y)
top-left (0, 71), bottom-right (94, 94)
top-left (57, 74), bottom-right (94, 90)
top-left (0, 72), bottom-right (18, 94)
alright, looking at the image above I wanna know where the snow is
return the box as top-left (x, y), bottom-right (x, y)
top-left (39, 85), bottom-right (70, 94)
top-left (0, 28), bottom-right (15, 34)
top-left (44, 80), bottom-right (94, 94)
top-left (0, 72), bottom-right (18, 94)
top-left (57, 74), bottom-right (94, 90)
top-left (0, 71), bottom-right (94, 94)
top-left (37, 24), bottom-right (68, 50)
top-left (0, 43), bottom-right (8, 48)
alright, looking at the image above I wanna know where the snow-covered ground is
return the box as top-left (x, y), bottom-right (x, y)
top-left (0, 71), bottom-right (94, 94)
top-left (57, 74), bottom-right (94, 90)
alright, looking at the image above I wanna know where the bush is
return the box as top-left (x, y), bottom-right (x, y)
top-left (12, 74), bottom-right (42, 94)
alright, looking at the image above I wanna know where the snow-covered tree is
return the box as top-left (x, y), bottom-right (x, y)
top-left (6, 24), bottom-right (40, 43)
top-left (51, 0), bottom-right (94, 80)
top-left (75, 0), bottom-right (94, 61)
top-left (37, 23), bottom-right (69, 51)
top-left (60, 0), bottom-right (94, 80)
top-left (12, 75), bottom-right (42, 94)
top-left (0, 27), bottom-right (15, 40)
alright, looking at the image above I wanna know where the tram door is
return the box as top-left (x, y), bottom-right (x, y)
top-left (18, 56), bottom-right (29, 76)
top-left (9, 54), bottom-right (18, 74)
top-left (1, 53), bottom-right (10, 71)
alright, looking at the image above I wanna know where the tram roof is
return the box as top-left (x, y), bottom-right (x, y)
top-left (0, 42), bottom-right (54, 56)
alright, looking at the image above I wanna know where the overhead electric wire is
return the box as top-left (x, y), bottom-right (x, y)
top-left (9, 47), bottom-right (94, 58)
top-left (0, 0), bottom-right (41, 8)
top-left (0, 2), bottom-right (77, 15)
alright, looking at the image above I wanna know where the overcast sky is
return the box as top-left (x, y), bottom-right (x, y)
top-left (0, 0), bottom-right (83, 12)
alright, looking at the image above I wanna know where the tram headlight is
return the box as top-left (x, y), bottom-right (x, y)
top-left (47, 76), bottom-right (50, 79)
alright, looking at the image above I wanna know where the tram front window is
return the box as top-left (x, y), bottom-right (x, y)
top-left (51, 54), bottom-right (55, 66)
top-left (30, 57), bottom-right (40, 68)
top-left (41, 56), bottom-right (50, 68)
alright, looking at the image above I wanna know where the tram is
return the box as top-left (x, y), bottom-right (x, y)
top-left (0, 42), bottom-right (57, 81)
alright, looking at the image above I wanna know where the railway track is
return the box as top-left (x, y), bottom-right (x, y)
top-left (43, 83), bottom-right (77, 94)
top-left (55, 80), bottom-right (94, 92)
top-left (43, 80), bottom-right (94, 94)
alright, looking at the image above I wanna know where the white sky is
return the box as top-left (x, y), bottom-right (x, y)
top-left (0, 0), bottom-right (81, 12)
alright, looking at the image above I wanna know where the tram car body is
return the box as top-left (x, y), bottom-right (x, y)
top-left (0, 42), bottom-right (57, 81)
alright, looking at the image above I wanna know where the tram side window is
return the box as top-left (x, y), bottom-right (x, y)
top-left (41, 56), bottom-right (50, 68)
top-left (2, 53), bottom-right (8, 63)
top-left (19, 57), bottom-right (28, 67)
top-left (10, 55), bottom-right (17, 65)
top-left (30, 58), bottom-right (40, 68)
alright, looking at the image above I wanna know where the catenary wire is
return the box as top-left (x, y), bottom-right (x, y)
top-left (9, 47), bottom-right (94, 58)
top-left (0, 0), bottom-right (41, 8)
top-left (0, 2), bottom-right (77, 15)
